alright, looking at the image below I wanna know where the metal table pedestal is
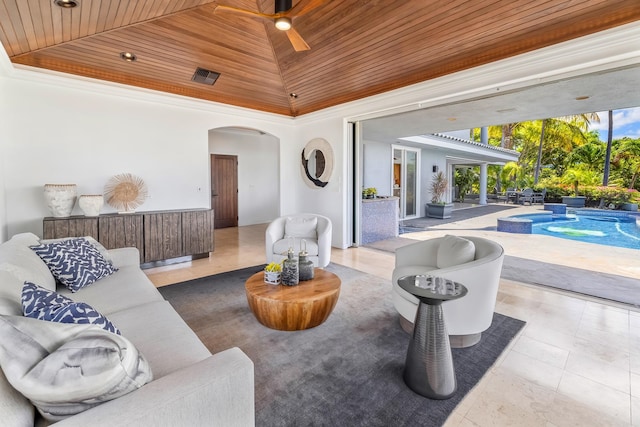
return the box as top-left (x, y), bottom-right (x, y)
top-left (398, 275), bottom-right (467, 399)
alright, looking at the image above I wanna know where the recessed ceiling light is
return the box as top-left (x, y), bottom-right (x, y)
top-left (289, 93), bottom-right (298, 99)
top-left (53, 0), bottom-right (79, 8)
top-left (119, 52), bottom-right (137, 62)
top-left (575, 96), bottom-right (590, 101)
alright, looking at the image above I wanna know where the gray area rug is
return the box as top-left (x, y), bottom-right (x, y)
top-left (159, 264), bottom-right (525, 426)
top-left (364, 235), bottom-right (640, 308)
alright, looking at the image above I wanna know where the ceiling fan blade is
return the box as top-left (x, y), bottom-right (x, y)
top-left (285, 0), bottom-right (325, 17)
top-left (286, 27), bottom-right (310, 51)
top-left (214, 5), bottom-right (275, 20)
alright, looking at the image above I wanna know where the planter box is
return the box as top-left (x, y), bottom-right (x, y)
top-left (426, 203), bottom-right (453, 219)
top-left (561, 196), bottom-right (586, 208)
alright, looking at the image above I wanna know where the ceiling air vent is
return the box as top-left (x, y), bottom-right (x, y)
top-left (191, 67), bottom-right (220, 85)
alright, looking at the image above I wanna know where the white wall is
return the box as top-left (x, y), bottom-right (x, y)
top-left (0, 76), bottom-right (7, 242)
top-left (1, 70), bottom-right (295, 239)
top-left (421, 148), bottom-right (449, 214)
top-left (362, 140), bottom-right (392, 197)
top-left (208, 128), bottom-right (279, 226)
top-left (281, 116), bottom-right (346, 248)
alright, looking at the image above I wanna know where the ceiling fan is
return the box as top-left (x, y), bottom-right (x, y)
top-left (215, 0), bottom-right (323, 51)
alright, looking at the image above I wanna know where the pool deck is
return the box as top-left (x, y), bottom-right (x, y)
top-left (401, 204), bottom-right (639, 281)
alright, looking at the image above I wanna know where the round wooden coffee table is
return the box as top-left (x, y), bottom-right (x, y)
top-left (245, 268), bottom-right (341, 331)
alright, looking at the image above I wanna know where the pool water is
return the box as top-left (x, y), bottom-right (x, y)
top-left (511, 212), bottom-right (640, 250)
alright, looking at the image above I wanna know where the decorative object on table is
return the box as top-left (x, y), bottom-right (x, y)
top-left (425, 171), bottom-right (454, 219)
top-left (301, 138), bottom-right (334, 188)
top-left (298, 239), bottom-right (314, 281)
top-left (104, 173), bottom-right (148, 213)
top-left (264, 262), bottom-right (282, 285)
top-left (281, 247), bottom-right (299, 286)
top-left (78, 194), bottom-right (104, 217)
top-left (43, 184), bottom-right (77, 217)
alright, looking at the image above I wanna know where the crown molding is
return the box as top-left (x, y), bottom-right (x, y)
top-left (6, 62), bottom-right (295, 126)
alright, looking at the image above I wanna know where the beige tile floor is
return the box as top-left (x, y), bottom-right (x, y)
top-left (145, 205), bottom-right (640, 426)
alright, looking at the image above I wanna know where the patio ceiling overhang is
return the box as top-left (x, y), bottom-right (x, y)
top-left (398, 133), bottom-right (520, 165)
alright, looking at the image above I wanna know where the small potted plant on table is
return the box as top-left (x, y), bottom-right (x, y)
top-left (362, 187), bottom-right (377, 199)
top-left (426, 171), bottom-right (454, 219)
top-left (264, 262), bottom-right (282, 285)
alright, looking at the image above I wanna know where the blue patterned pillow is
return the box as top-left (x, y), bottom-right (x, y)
top-left (21, 282), bottom-right (120, 335)
top-left (30, 237), bottom-right (118, 292)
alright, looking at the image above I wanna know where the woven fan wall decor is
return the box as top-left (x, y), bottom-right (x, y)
top-left (104, 173), bottom-right (148, 213)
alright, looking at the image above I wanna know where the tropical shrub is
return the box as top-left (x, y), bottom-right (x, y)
top-left (535, 182), bottom-right (638, 206)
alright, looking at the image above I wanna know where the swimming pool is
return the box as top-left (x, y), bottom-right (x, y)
top-left (508, 211), bottom-right (640, 250)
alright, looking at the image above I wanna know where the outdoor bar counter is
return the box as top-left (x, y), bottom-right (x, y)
top-left (362, 196), bottom-right (399, 244)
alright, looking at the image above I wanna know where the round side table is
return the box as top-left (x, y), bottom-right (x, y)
top-left (397, 275), bottom-right (467, 399)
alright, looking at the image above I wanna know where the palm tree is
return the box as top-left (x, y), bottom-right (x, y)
top-left (561, 166), bottom-right (601, 195)
top-left (533, 119), bottom-right (548, 184)
top-left (501, 123), bottom-right (523, 149)
top-left (602, 110), bottom-right (613, 186)
top-left (568, 142), bottom-right (606, 170)
top-left (502, 162), bottom-right (525, 188)
top-left (599, 110), bottom-right (614, 208)
top-left (533, 113), bottom-right (599, 184)
top-left (615, 138), bottom-right (640, 189)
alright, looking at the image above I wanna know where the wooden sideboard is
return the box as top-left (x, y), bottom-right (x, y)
top-left (43, 209), bottom-right (214, 266)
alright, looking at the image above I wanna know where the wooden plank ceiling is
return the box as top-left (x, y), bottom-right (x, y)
top-left (1, 0), bottom-right (639, 117)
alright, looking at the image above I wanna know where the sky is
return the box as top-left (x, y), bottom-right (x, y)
top-left (588, 106), bottom-right (640, 141)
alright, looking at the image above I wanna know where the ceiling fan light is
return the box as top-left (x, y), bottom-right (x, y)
top-left (275, 17), bottom-right (292, 31)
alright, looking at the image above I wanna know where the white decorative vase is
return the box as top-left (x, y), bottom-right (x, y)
top-left (44, 184), bottom-right (77, 218)
top-left (264, 271), bottom-right (281, 285)
top-left (78, 194), bottom-right (104, 217)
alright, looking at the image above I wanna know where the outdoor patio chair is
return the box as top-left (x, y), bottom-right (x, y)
top-left (532, 188), bottom-right (547, 204)
top-left (519, 188), bottom-right (534, 205)
top-left (506, 188), bottom-right (518, 203)
top-left (391, 235), bottom-right (505, 348)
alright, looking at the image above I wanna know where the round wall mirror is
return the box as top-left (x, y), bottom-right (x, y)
top-left (301, 138), bottom-right (333, 188)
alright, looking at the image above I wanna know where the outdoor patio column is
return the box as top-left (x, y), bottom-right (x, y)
top-left (479, 163), bottom-right (488, 205)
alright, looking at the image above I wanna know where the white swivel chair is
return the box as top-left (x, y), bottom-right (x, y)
top-left (265, 214), bottom-right (332, 268)
top-left (392, 235), bottom-right (505, 348)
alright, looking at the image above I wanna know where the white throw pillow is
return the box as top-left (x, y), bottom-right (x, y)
top-left (0, 315), bottom-right (152, 422)
top-left (0, 234), bottom-right (56, 291)
top-left (284, 216), bottom-right (318, 239)
top-left (0, 368), bottom-right (34, 427)
top-left (436, 235), bottom-right (475, 269)
top-left (0, 271), bottom-right (25, 316)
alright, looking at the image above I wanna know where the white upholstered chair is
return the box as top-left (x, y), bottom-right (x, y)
top-left (265, 214), bottom-right (332, 268)
top-left (392, 235), bottom-right (505, 348)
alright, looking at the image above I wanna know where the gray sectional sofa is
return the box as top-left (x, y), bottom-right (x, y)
top-left (0, 232), bottom-right (255, 426)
